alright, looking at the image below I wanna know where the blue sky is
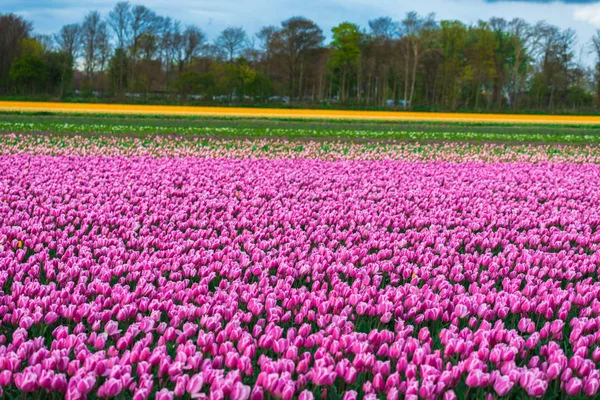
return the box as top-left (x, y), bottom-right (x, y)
top-left (5, 0), bottom-right (600, 60)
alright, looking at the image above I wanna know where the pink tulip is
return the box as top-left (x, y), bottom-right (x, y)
top-left (527, 379), bottom-right (548, 397)
top-left (493, 375), bottom-right (513, 396)
top-left (443, 390), bottom-right (457, 400)
top-left (342, 390), bottom-right (358, 400)
top-left (14, 372), bottom-right (38, 392)
top-left (52, 374), bottom-right (68, 392)
top-left (466, 370), bottom-right (488, 388)
top-left (99, 378), bottom-right (122, 398)
top-left (584, 378), bottom-right (600, 396)
top-left (565, 377), bottom-right (583, 396)
top-left (155, 389), bottom-right (174, 400)
top-left (230, 382), bottom-right (251, 400)
top-left (250, 386), bottom-right (263, 400)
top-left (547, 363), bottom-right (561, 380)
top-left (299, 390), bottom-right (314, 400)
top-left (187, 373), bottom-right (204, 394)
top-left (0, 370), bottom-right (12, 386)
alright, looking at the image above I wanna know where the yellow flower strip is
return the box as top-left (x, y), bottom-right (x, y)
top-left (1, 101), bottom-right (600, 125)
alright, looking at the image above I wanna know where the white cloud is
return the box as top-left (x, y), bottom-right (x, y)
top-left (574, 4), bottom-right (600, 27)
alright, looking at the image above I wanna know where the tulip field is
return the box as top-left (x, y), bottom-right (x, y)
top-left (3, 114), bottom-right (600, 400)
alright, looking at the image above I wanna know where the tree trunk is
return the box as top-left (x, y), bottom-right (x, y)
top-left (119, 50), bottom-right (124, 94)
top-left (409, 45), bottom-right (419, 109)
top-left (596, 63), bottom-right (600, 109)
top-left (298, 58), bottom-right (304, 101)
top-left (289, 62), bottom-right (295, 101)
top-left (404, 40), bottom-right (410, 109)
top-left (60, 66), bottom-right (66, 98)
top-left (366, 72), bottom-right (372, 104)
top-left (382, 72), bottom-right (387, 107)
top-left (357, 59), bottom-right (361, 102)
top-left (329, 73), bottom-right (333, 99)
top-left (341, 69), bottom-right (346, 101)
top-left (318, 67), bottom-right (323, 101)
top-left (511, 49), bottom-right (522, 109)
top-left (131, 41), bottom-right (138, 92)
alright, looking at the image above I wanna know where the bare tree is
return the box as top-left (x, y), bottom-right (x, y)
top-left (137, 28), bottom-right (161, 93)
top-left (97, 26), bottom-right (111, 90)
top-left (257, 25), bottom-right (278, 54)
top-left (82, 11), bottom-right (109, 84)
top-left (368, 17), bottom-right (398, 40)
top-left (255, 25), bottom-right (278, 78)
top-left (108, 1), bottom-right (131, 50)
top-left (272, 17), bottom-right (324, 99)
top-left (507, 18), bottom-right (533, 108)
top-left (160, 17), bottom-right (180, 91)
top-left (182, 25), bottom-right (206, 67)
top-left (216, 27), bottom-right (247, 62)
top-left (591, 30), bottom-right (600, 106)
top-left (401, 12), bottom-right (436, 109)
top-left (54, 23), bottom-right (81, 61)
top-left (108, 2), bottom-right (131, 94)
top-left (202, 43), bottom-right (227, 62)
top-left (130, 5), bottom-right (160, 89)
top-left (242, 35), bottom-right (262, 63)
top-left (53, 23), bottom-right (81, 97)
top-left (532, 22), bottom-right (576, 109)
top-left (366, 17), bottom-right (398, 105)
top-left (138, 31), bottom-right (159, 61)
top-left (35, 34), bottom-right (54, 52)
top-left (592, 29), bottom-right (600, 61)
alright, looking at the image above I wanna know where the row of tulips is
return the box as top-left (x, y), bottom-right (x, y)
top-left (3, 156), bottom-right (600, 399)
top-left (2, 132), bottom-right (600, 163)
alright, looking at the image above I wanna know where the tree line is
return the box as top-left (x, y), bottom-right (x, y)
top-left (3, 3), bottom-right (600, 112)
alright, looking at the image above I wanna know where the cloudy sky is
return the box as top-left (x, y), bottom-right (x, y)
top-left (5, 0), bottom-right (600, 60)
